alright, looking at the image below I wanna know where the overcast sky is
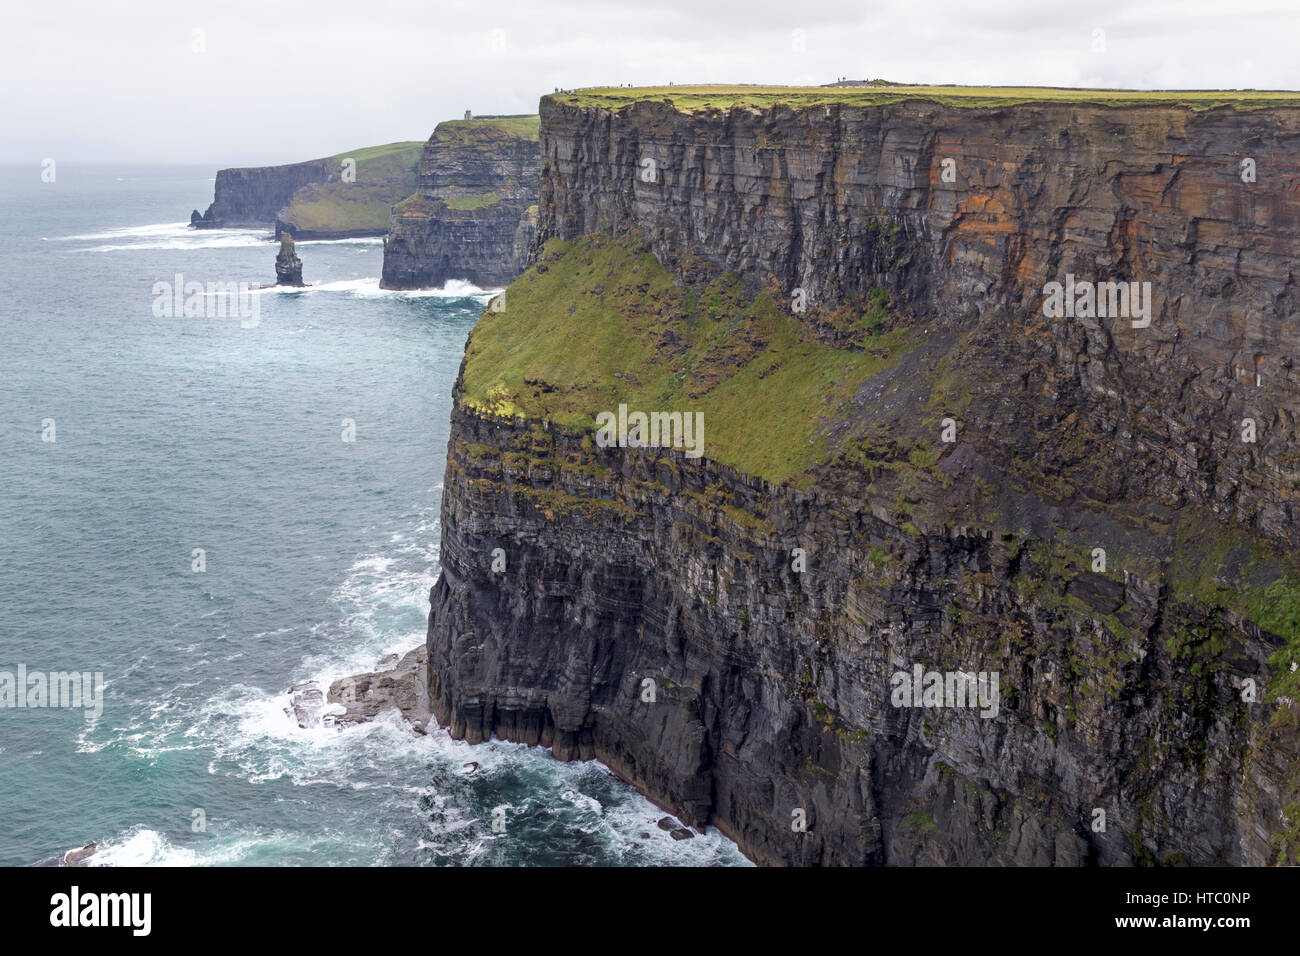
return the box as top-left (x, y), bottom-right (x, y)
top-left (4, 0), bottom-right (1299, 164)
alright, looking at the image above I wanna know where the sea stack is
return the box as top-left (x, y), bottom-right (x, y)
top-left (274, 231), bottom-right (304, 286)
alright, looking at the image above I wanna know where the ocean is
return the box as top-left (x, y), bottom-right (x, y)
top-left (0, 164), bottom-right (748, 867)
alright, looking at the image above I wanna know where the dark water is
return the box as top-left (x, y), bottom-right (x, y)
top-left (0, 164), bottom-right (747, 866)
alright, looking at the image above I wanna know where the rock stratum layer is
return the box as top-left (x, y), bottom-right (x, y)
top-left (380, 116), bottom-right (540, 289)
top-left (425, 91), bottom-right (1300, 865)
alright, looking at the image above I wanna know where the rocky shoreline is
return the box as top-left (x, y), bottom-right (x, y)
top-left (287, 646), bottom-right (432, 733)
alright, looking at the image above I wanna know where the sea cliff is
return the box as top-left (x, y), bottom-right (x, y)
top-left (191, 141), bottom-right (422, 238)
top-left (423, 87), bottom-right (1300, 865)
top-left (379, 116), bottom-right (541, 289)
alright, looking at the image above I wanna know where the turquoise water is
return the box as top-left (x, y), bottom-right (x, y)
top-left (0, 165), bottom-right (747, 866)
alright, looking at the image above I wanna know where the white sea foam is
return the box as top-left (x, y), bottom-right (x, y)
top-left (297, 236), bottom-right (384, 247)
top-left (89, 826), bottom-right (307, 867)
top-left (59, 222), bottom-right (385, 253)
top-left (57, 222), bottom-right (194, 241)
top-left (90, 828), bottom-right (203, 866)
top-left (300, 277), bottom-right (499, 300)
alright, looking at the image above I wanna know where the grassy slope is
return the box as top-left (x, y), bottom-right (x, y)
top-left (325, 140), bottom-right (425, 173)
top-left (281, 141), bottom-right (423, 233)
top-left (551, 84), bottom-right (1300, 112)
top-left (280, 187), bottom-right (403, 233)
top-left (461, 235), bottom-right (914, 485)
top-left (444, 191), bottom-right (503, 211)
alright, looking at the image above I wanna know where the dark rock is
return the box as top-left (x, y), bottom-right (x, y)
top-left (274, 232), bottom-right (304, 287)
top-left (63, 843), bottom-right (97, 866)
top-left (191, 157), bottom-right (338, 229)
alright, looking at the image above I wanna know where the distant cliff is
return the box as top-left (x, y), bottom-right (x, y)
top-left (380, 116), bottom-right (540, 289)
top-left (190, 142), bottom-right (422, 238)
top-left (424, 87), bottom-right (1300, 866)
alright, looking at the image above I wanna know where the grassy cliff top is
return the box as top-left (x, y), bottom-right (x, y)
top-left (277, 142), bottom-right (423, 234)
top-left (433, 115), bottom-right (541, 142)
top-left (325, 141), bottom-right (424, 166)
top-left (223, 141), bottom-right (423, 176)
top-left (548, 84), bottom-right (1300, 112)
top-left (324, 142), bottom-right (423, 184)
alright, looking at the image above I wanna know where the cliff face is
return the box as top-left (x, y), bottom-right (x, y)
top-left (425, 93), bottom-right (1300, 865)
top-left (380, 116), bottom-right (540, 289)
top-left (191, 142), bottom-right (422, 237)
top-left (195, 159), bottom-right (331, 227)
top-left (537, 99), bottom-right (1300, 540)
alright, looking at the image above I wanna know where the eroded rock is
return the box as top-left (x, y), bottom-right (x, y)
top-left (274, 232), bottom-right (304, 287)
top-left (287, 647), bottom-right (431, 734)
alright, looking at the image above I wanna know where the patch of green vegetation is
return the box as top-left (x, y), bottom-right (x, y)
top-left (926, 334), bottom-right (977, 419)
top-left (902, 810), bottom-right (940, 835)
top-left (444, 190), bottom-right (503, 211)
top-left (720, 503), bottom-right (775, 534)
top-left (460, 235), bottom-right (917, 486)
top-left (510, 484), bottom-right (637, 523)
top-left (434, 115), bottom-right (541, 142)
top-left (325, 140), bottom-right (425, 171)
top-left (857, 284), bottom-right (891, 336)
top-left (281, 182), bottom-right (407, 233)
top-left (1272, 799), bottom-right (1300, 865)
top-left (1164, 513), bottom-right (1300, 701)
top-left (551, 84), bottom-right (1300, 113)
top-left (278, 141), bottom-right (424, 234)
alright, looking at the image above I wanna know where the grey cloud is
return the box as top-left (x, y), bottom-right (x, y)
top-left (1, 0), bottom-right (1297, 163)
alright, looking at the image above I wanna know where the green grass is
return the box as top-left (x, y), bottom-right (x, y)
top-left (902, 810), bottom-right (940, 835)
top-left (459, 235), bottom-right (916, 486)
top-left (549, 84), bottom-right (1300, 112)
top-left (278, 141), bottom-right (423, 234)
top-left (433, 115), bottom-right (540, 142)
top-left (1158, 514), bottom-right (1300, 701)
top-left (325, 141), bottom-right (424, 175)
top-left (444, 190), bottom-right (503, 211)
top-left (280, 182), bottom-right (407, 233)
